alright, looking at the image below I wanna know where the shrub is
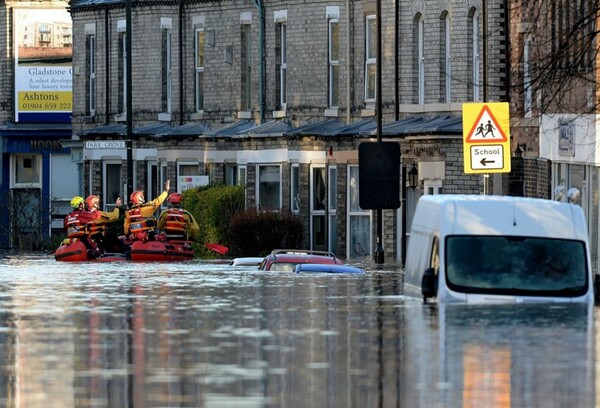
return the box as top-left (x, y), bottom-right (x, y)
top-left (183, 184), bottom-right (245, 257)
top-left (227, 208), bottom-right (304, 256)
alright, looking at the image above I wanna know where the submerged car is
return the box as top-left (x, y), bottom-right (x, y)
top-left (230, 257), bottom-right (264, 267)
top-left (258, 249), bottom-right (344, 271)
top-left (294, 263), bottom-right (365, 274)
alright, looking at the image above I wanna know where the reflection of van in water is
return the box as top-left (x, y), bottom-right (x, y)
top-left (404, 195), bottom-right (596, 304)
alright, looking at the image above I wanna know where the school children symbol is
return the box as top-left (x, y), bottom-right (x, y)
top-left (465, 105), bottom-right (508, 143)
top-left (462, 102), bottom-right (511, 174)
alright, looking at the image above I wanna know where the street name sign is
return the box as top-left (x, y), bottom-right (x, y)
top-left (85, 140), bottom-right (126, 149)
top-left (462, 102), bottom-right (511, 174)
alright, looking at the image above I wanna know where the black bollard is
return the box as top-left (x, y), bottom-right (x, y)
top-left (374, 242), bottom-right (384, 264)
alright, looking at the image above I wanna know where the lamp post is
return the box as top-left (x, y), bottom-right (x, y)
top-left (401, 163), bottom-right (418, 266)
top-left (126, 0), bottom-right (133, 202)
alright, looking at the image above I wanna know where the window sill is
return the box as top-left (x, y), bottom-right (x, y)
top-left (273, 108), bottom-right (286, 119)
top-left (158, 113), bottom-right (172, 122)
top-left (190, 111), bottom-right (204, 120)
top-left (238, 111), bottom-right (252, 120)
top-left (324, 108), bottom-right (339, 117)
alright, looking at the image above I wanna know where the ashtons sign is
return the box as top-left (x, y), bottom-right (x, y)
top-left (85, 141), bottom-right (126, 149)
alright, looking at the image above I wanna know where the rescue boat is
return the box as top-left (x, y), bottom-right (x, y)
top-left (54, 240), bottom-right (128, 262)
top-left (129, 239), bottom-right (194, 262)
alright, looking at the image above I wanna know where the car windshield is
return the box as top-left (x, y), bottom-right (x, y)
top-left (445, 235), bottom-right (588, 297)
top-left (268, 263), bottom-right (297, 272)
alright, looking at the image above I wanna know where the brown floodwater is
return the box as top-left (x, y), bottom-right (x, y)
top-left (0, 252), bottom-right (596, 407)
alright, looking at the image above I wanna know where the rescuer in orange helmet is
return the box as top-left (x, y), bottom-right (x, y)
top-left (157, 192), bottom-right (200, 241)
top-left (124, 179), bottom-right (171, 241)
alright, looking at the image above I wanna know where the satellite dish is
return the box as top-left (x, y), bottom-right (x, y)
top-left (554, 185), bottom-right (566, 201)
top-left (567, 187), bottom-right (581, 204)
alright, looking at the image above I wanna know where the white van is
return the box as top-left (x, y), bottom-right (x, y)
top-left (404, 195), bottom-right (597, 304)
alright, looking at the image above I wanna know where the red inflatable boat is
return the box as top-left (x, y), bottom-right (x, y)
top-left (54, 240), bottom-right (128, 262)
top-left (129, 239), bottom-right (194, 262)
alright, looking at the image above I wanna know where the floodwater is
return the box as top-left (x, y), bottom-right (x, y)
top-left (0, 252), bottom-right (597, 407)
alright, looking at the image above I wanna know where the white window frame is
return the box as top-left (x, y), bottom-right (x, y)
top-left (524, 34), bottom-right (532, 117)
top-left (365, 14), bottom-right (376, 102)
top-left (347, 165), bottom-right (372, 259)
top-left (10, 154), bottom-right (42, 188)
top-left (291, 164), bottom-right (300, 213)
top-left (177, 162), bottom-right (199, 179)
top-left (117, 20), bottom-right (127, 116)
top-left (238, 165), bottom-right (247, 186)
top-left (146, 160), bottom-right (159, 203)
top-left (87, 33), bottom-right (96, 115)
top-left (444, 14), bottom-right (451, 103)
top-left (163, 27), bottom-right (173, 114)
top-left (418, 15), bottom-right (425, 104)
top-left (195, 27), bottom-right (205, 112)
top-left (102, 160), bottom-right (123, 210)
top-left (328, 165), bottom-right (337, 253)
top-left (328, 18), bottom-right (340, 108)
top-left (225, 163), bottom-right (238, 186)
top-left (424, 180), bottom-right (443, 195)
top-left (310, 165), bottom-right (327, 250)
top-left (257, 164), bottom-right (282, 210)
top-left (279, 22), bottom-right (287, 108)
top-left (238, 165), bottom-right (248, 208)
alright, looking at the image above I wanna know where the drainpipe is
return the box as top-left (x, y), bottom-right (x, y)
top-left (346, 0), bottom-right (351, 123)
top-left (179, 0), bottom-right (184, 125)
top-left (254, 0), bottom-right (265, 123)
top-left (105, 9), bottom-right (110, 125)
top-left (394, 0), bottom-right (399, 120)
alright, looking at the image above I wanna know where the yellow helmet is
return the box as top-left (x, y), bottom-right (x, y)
top-left (70, 196), bottom-right (84, 209)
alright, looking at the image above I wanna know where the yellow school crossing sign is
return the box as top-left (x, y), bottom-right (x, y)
top-left (462, 102), bottom-right (511, 174)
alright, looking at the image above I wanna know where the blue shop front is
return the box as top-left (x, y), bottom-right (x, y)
top-left (0, 124), bottom-right (80, 250)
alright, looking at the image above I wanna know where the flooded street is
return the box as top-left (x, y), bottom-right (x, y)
top-left (0, 252), bottom-right (597, 407)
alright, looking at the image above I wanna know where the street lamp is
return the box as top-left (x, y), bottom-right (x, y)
top-left (408, 163), bottom-right (418, 189)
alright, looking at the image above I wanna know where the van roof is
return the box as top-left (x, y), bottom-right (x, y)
top-left (412, 195), bottom-right (587, 241)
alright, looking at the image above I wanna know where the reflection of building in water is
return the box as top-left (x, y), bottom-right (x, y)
top-left (463, 344), bottom-right (511, 407)
top-left (401, 304), bottom-right (595, 407)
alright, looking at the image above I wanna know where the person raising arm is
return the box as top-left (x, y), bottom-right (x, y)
top-left (124, 179), bottom-right (170, 241)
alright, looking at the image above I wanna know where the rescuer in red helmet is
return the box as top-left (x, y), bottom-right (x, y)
top-left (124, 179), bottom-right (170, 241)
top-left (85, 194), bottom-right (125, 253)
top-left (157, 192), bottom-right (200, 241)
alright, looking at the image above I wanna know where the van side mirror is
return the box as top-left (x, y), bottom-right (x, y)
top-left (421, 267), bottom-right (437, 303)
top-left (594, 274), bottom-right (600, 305)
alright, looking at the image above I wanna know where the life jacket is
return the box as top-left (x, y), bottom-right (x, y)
top-left (86, 210), bottom-right (107, 237)
top-left (164, 208), bottom-right (187, 239)
top-left (87, 223), bottom-right (106, 237)
top-left (65, 211), bottom-right (87, 239)
top-left (128, 206), bottom-right (156, 235)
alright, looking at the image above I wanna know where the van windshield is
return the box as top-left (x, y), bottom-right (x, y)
top-left (445, 235), bottom-right (588, 297)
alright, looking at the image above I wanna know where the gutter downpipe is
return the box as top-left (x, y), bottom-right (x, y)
top-left (105, 9), bottom-right (110, 125)
top-left (346, 0), bottom-right (351, 123)
top-left (179, 0), bottom-right (184, 125)
top-left (394, 0), bottom-right (399, 120)
top-left (126, 0), bottom-right (133, 200)
top-left (254, 0), bottom-right (265, 124)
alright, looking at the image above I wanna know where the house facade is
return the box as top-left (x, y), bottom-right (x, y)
top-left (508, 1), bottom-right (600, 270)
top-left (67, 0), bottom-right (509, 261)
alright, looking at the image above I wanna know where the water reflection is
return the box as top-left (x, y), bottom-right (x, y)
top-left (0, 252), bottom-right (596, 407)
top-left (402, 302), bottom-right (596, 407)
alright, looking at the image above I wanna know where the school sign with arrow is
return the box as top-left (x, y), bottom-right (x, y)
top-left (462, 102), bottom-right (511, 174)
